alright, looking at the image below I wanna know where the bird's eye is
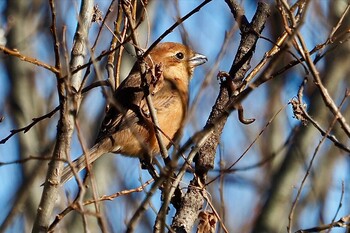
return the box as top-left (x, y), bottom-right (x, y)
top-left (175, 52), bottom-right (184, 60)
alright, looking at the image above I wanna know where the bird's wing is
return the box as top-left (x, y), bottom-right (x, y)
top-left (96, 66), bottom-right (165, 143)
top-left (95, 102), bottom-right (143, 144)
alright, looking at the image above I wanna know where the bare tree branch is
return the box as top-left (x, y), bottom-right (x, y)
top-left (32, 0), bottom-right (94, 232)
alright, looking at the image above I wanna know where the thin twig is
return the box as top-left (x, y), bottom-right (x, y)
top-left (0, 45), bottom-right (59, 74)
top-left (326, 181), bottom-right (345, 233)
top-left (0, 106), bottom-right (60, 144)
top-left (296, 33), bottom-right (350, 138)
top-left (143, 0), bottom-right (213, 58)
top-left (287, 78), bottom-right (347, 233)
top-left (0, 156), bottom-right (67, 166)
top-left (295, 214), bottom-right (350, 233)
top-left (0, 80), bottom-right (110, 145)
top-left (126, 176), bottom-right (166, 233)
top-left (290, 90), bottom-right (350, 153)
top-left (206, 104), bottom-right (287, 186)
top-left (201, 182), bottom-right (229, 233)
top-left (327, 3), bottom-right (350, 43)
top-left (48, 179), bottom-right (153, 231)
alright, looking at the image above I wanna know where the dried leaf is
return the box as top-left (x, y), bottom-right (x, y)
top-left (196, 211), bottom-right (217, 233)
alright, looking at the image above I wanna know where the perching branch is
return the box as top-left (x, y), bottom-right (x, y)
top-left (171, 2), bottom-right (270, 232)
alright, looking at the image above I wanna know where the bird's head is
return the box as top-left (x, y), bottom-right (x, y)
top-left (148, 42), bottom-right (207, 85)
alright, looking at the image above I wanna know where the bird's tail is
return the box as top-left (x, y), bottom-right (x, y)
top-left (60, 142), bottom-right (113, 184)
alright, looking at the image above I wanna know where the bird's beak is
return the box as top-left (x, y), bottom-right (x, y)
top-left (189, 53), bottom-right (208, 67)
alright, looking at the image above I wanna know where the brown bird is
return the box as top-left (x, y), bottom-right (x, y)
top-left (61, 42), bottom-right (207, 184)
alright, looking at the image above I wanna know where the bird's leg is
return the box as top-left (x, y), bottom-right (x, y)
top-left (139, 157), bottom-right (159, 180)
